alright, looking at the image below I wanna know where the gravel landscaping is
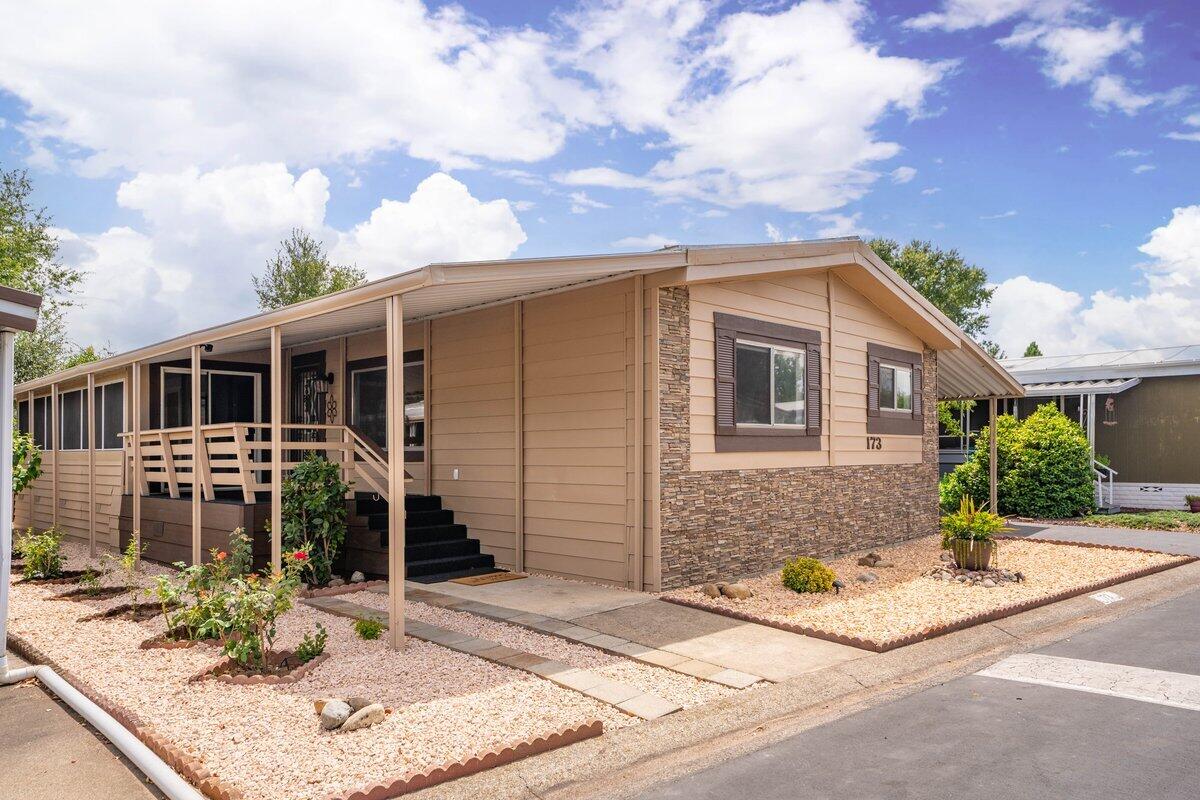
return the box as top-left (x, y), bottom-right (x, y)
top-left (6, 541), bottom-right (622, 800)
top-left (350, 592), bottom-right (739, 708)
top-left (664, 535), bottom-right (1189, 645)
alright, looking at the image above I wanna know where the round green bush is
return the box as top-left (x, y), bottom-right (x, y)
top-left (781, 556), bottom-right (836, 594)
top-left (940, 404), bottom-right (1094, 518)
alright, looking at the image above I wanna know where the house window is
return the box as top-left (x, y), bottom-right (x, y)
top-left (878, 364), bottom-right (913, 411)
top-left (713, 312), bottom-right (821, 453)
top-left (348, 349), bottom-right (424, 460)
top-left (32, 396), bottom-right (50, 449)
top-left (734, 341), bottom-right (806, 427)
top-left (17, 400), bottom-right (29, 437)
top-left (93, 381), bottom-right (126, 450)
top-left (867, 343), bottom-right (923, 435)
top-left (58, 389), bottom-right (88, 450)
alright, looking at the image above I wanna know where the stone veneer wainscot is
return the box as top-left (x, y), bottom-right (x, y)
top-left (657, 286), bottom-right (940, 589)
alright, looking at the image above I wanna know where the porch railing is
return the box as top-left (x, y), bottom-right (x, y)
top-left (121, 423), bottom-right (391, 504)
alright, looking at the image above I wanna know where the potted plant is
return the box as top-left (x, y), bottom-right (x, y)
top-left (940, 497), bottom-right (1009, 571)
top-left (1186, 495), bottom-right (1200, 513)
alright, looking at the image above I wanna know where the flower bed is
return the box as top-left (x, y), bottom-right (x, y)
top-left (7, 541), bottom-right (617, 800)
top-left (663, 536), bottom-right (1192, 651)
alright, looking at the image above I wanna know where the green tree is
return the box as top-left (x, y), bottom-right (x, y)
top-left (868, 238), bottom-right (993, 338)
top-left (252, 229), bottom-right (366, 310)
top-left (0, 166), bottom-right (92, 382)
top-left (62, 344), bottom-right (106, 369)
top-left (1023, 341), bottom-right (1043, 357)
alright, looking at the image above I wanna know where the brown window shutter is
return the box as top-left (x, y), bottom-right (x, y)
top-left (805, 343), bottom-right (821, 435)
top-left (911, 364), bottom-right (923, 419)
top-left (714, 329), bottom-right (736, 431)
top-left (867, 357), bottom-right (880, 417)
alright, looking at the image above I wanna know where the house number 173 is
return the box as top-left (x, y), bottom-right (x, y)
top-left (866, 436), bottom-right (883, 450)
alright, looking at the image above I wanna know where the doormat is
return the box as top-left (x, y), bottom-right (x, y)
top-left (450, 572), bottom-right (527, 586)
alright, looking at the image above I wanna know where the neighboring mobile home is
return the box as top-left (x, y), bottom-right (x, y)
top-left (13, 239), bottom-right (1019, 608)
top-left (939, 346), bottom-right (1200, 511)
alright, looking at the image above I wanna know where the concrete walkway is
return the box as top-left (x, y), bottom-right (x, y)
top-left (0, 652), bottom-right (163, 800)
top-left (405, 576), bottom-right (866, 683)
top-left (1010, 522), bottom-right (1200, 556)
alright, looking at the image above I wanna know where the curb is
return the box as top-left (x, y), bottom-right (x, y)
top-left (663, 541), bottom-right (1195, 653)
top-left (321, 721), bottom-right (604, 800)
top-left (6, 632), bottom-right (244, 800)
top-left (302, 580), bottom-right (388, 599)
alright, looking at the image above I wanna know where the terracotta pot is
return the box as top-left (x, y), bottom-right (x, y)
top-left (949, 539), bottom-right (994, 571)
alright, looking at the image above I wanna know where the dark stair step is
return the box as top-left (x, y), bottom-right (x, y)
top-left (406, 552), bottom-right (495, 579)
top-left (406, 565), bottom-right (505, 585)
top-left (405, 538), bottom-right (480, 561)
top-left (353, 493), bottom-right (388, 515)
top-left (383, 523), bottom-right (468, 548)
top-left (405, 494), bottom-right (442, 512)
top-left (405, 508), bottom-right (454, 528)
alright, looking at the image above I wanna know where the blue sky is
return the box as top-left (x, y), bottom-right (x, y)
top-left (0, 0), bottom-right (1197, 356)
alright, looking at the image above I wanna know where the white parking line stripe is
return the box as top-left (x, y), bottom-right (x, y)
top-left (977, 653), bottom-right (1200, 712)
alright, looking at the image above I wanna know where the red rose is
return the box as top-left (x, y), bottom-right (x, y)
top-left (292, 551), bottom-right (309, 561)
top-left (215, 551), bottom-right (227, 561)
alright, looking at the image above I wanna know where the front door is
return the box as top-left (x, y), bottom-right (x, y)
top-left (290, 353), bottom-right (327, 455)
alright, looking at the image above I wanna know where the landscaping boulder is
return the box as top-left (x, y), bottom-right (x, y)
top-left (347, 696), bottom-right (372, 712)
top-left (856, 572), bottom-right (878, 583)
top-left (350, 571), bottom-right (365, 584)
top-left (857, 553), bottom-right (881, 567)
top-left (328, 576), bottom-right (346, 588)
top-left (873, 560), bottom-right (895, 569)
top-left (701, 583), bottom-right (721, 599)
top-left (320, 700), bottom-right (352, 730)
top-left (720, 583), bottom-right (753, 600)
top-left (341, 703), bottom-right (386, 732)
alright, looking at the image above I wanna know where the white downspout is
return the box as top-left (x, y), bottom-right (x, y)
top-left (0, 330), bottom-right (204, 800)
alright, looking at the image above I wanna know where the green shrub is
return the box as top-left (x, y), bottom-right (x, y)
top-left (296, 623), bottom-right (327, 663)
top-left (21, 528), bottom-right (63, 579)
top-left (221, 550), bottom-right (307, 670)
top-left (12, 428), bottom-right (42, 499)
top-left (940, 496), bottom-right (1008, 547)
top-left (281, 455), bottom-right (350, 586)
top-left (940, 404), bottom-right (1094, 518)
top-left (780, 556), bottom-right (836, 594)
top-left (353, 617), bottom-right (384, 640)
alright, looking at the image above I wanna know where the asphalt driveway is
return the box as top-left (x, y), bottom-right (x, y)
top-left (1008, 521), bottom-right (1200, 557)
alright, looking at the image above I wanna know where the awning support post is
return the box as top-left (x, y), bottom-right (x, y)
top-left (988, 396), bottom-right (998, 512)
top-left (386, 294), bottom-right (406, 649)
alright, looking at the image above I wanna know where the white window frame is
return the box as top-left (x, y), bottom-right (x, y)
top-left (878, 363), bottom-right (913, 412)
top-left (94, 378), bottom-right (126, 451)
top-left (160, 367), bottom-right (262, 427)
top-left (735, 338), bottom-right (807, 429)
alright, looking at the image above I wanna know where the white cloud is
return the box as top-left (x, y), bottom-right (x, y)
top-left (1114, 148), bottom-right (1150, 157)
top-left (764, 222), bottom-right (787, 243)
top-left (611, 234), bottom-right (679, 250)
top-left (980, 210), bottom-right (1018, 219)
top-left (1167, 114), bottom-right (1200, 141)
top-left (62, 168), bottom-right (526, 350)
top-left (810, 212), bottom-right (869, 238)
top-left (332, 173), bottom-right (526, 275)
top-left (567, 190), bottom-right (611, 214)
top-left (986, 204), bottom-right (1200, 354)
top-left (560, 0), bottom-right (950, 212)
top-left (0, 0), bottom-right (601, 175)
top-left (890, 166), bottom-right (918, 184)
top-left (116, 164), bottom-right (329, 237)
top-left (921, 187), bottom-right (941, 195)
top-left (910, 3), bottom-right (1185, 117)
top-left (1000, 20), bottom-right (1141, 87)
top-left (1132, 164), bottom-right (1156, 174)
top-left (511, 200), bottom-right (537, 212)
top-left (699, 208), bottom-right (728, 218)
top-left (905, 0), bottom-right (1077, 32)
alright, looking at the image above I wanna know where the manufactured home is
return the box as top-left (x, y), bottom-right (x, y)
top-left (940, 345), bottom-right (1200, 511)
top-left (14, 239), bottom-right (1019, 607)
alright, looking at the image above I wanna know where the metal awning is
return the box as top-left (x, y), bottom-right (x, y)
top-left (1022, 378), bottom-right (1140, 397)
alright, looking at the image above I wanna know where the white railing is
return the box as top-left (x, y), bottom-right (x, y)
top-left (1093, 459), bottom-right (1117, 508)
top-left (121, 423), bottom-right (390, 503)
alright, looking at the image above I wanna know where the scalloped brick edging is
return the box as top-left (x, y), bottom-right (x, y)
top-left (663, 541), bottom-right (1195, 653)
top-left (321, 720), bottom-right (604, 800)
top-left (6, 633), bottom-right (244, 800)
top-left (15, 569), bottom-right (91, 586)
top-left (193, 650), bottom-right (330, 685)
top-left (301, 579), bottom-right (388, 599)
top-left (140, 633), bottom-right (201, 650)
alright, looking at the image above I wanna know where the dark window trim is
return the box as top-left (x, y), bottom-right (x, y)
top-left (867, 342), bottom-right (923, 436)
top-left (713, 312), bottom-right (821, 453)
top-left (345, 349), bottom-right (425, 462)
